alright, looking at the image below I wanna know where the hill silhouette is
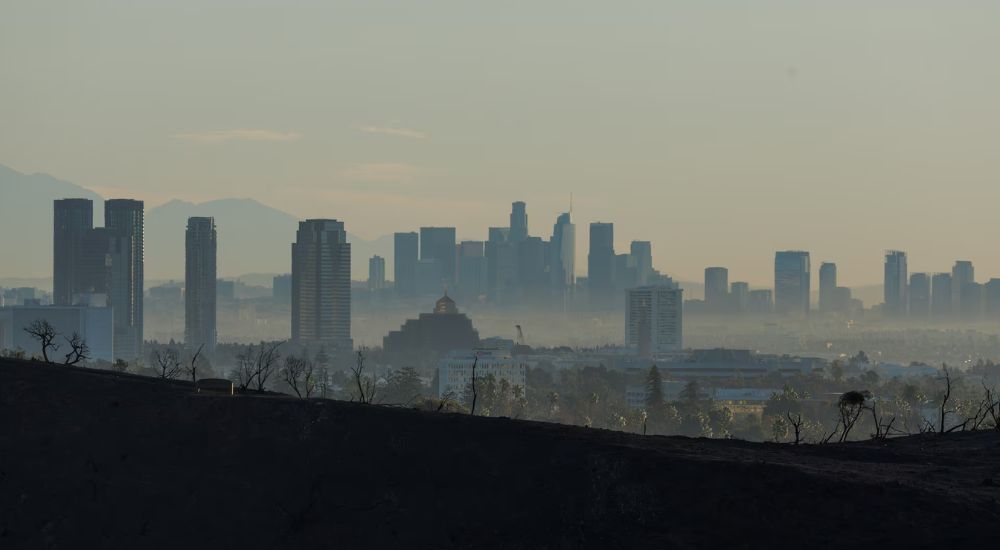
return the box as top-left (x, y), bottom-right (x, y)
top-left (1, 358), bottom-right (998, 548)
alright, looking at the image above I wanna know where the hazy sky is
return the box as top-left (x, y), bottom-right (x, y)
top-left (3, 1), bottom-right (1000, 286)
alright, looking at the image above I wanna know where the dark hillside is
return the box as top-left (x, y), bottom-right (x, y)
top-left (1, 359), bottom-right (998, 549)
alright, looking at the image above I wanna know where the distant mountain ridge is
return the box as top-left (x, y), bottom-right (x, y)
top-left (0, 164), bottom-right (392, 281)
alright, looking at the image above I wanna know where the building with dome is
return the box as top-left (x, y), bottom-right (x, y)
top-left (383, 294), bottom-right (480, 356)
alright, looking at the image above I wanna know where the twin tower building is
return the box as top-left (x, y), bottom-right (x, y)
top-left (54, 198), bottom-right (351, 361)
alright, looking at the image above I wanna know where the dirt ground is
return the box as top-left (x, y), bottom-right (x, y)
top-left (1, 359), bottom-right (998, 549)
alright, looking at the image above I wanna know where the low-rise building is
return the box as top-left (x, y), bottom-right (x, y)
top-left (437, 347), bottom-right (527, 398)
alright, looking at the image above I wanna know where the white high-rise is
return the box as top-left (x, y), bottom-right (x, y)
top-left (625, 282), bottom-right (683, 356)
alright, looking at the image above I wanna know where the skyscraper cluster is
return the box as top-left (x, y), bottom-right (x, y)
top-left (881, 253), bottom-right (1000, 321)
top-left (53, 198), bottom-right (145, 360)
top-left (389, 201), bottom-right (671, 310)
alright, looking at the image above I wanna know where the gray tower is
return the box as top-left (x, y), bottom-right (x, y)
top-left (291, 219), bottom-right (352, 350)
top-left (185, 217), bottom-right (217, 354)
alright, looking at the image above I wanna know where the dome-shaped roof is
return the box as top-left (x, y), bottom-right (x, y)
top-left (434, 293), bottom-right (458, 314)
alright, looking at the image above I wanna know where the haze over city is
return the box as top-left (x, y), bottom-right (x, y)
top-left (5, 1), bottom-right (1000, 285)
top-left (4, 3), bottom-right (1000, 549)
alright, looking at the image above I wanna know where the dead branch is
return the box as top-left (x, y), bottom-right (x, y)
top-left (23, 319), bottom-right (59, 363)
top-left (62, 332), bottom-right (89, 366)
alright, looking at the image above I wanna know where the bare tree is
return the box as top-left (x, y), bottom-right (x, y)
top-left (185, 344), bottom-right (205, 383)
top-left (281, 355), bottom-right (316, 398)
top-left (785, 412), bottom-right (804, 444)
top-left (235, 342), bottom-right (282, 392)
top-left (23, 319), bottom-right (59, 363)
top-left (868, 398), bottom-right (896, 440)
top-left (61, 332), bottom-right (89, 366)
top-left (152, 348), bottom-right (183, 379)
top-left (351, 350), bottom-right (377, 404)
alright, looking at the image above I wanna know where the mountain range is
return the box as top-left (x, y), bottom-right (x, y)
top-left (0, 164), bottom-right (392, 281)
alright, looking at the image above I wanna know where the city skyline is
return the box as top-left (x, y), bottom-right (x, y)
top-left (6, 3), bottom-right (1000, 286)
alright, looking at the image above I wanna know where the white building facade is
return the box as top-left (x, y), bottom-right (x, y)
top-left (437, 348), bottom-right (527, 398)
top-left (625, 284), bottom-right (683, 355)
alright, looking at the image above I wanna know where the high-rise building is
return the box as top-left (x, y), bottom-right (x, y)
top-left (626, 283), bottom-right (683, 356)
top-left (393, 232), bottom-right (419, 298)
top-left (458, 241), bottom-right (487, 302)
top-left (588, 222), bottom-right (615, 309)
top-left (550, 213), bottom-right (575, 293)
top-left (184, 217), bottom-right (217, 354)
top-left (509, 201), bottom-right (528, 243)
top-left (931, 272), bottom-right (952, 320)
top-left (704, 267), bottom-right (729, 313)
top-left (984, 279), bottom-right (1000, 320)
top-left (630, 241), bottom-right (652, 286)
top-left (368, 255), bottom-right (386, 291)
top-left (959, 282), bottom-right (983, 321)
top-left (908, 273), bottom-right (931, 319)
top-left (105, 199), bottom-right (144, 360)
top-left (774, 251), bottom-right (810, 317)
top-left (272, 274), bottom-right (292, 303)
top-left (486, 227), bottom-right (516, 304)
top-left (952, 260), bottom-right (974, 308)
top-left (883, 250), bottom-right (908, 316)
top-left (730, 282), bottom-right (749, 313)
top-left (420, 227), bottom-right (457, 287)
top-left (818, 262), bottom-right (837, 314)
top-left (747, 289), bottom-right (773, 314)
top-left (517, 236), bottom-right (547, 301)
top-left (53, 199), bottom-right (95, 306)
top-left (291, 219), bottom-right (351, 350)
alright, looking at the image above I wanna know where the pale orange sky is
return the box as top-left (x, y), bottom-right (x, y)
top-left (3, 1), bottom-right (1000, 286)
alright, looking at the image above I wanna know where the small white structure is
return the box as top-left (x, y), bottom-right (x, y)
top-left (437, 348), bottom-right (527, 398)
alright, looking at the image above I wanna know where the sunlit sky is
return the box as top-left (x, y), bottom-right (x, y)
top-left (3, 1), bottom-right (1000, 286)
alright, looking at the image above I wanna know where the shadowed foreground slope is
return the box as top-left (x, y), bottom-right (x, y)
top-left (1, 359), bottom-right (999, 549)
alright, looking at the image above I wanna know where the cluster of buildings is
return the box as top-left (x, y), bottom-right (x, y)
top-left (881, 252), bottom-right (1000, 320)
top-left (388, 202), bottom-right (675, 310)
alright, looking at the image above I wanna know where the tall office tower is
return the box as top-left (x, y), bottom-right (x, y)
top-left (984, 279), bottom-right (1000, 319)
top-left (105, 199), bottom-right (144, 360)
top-left (509, 201), bottom-right (528, 243)
top-left (748, 289), bottom-right (773, 314)
top-left (588, 222), bottom-right (615, 309)
top-left (774, 251), bottom-right (810, 317)
top-left (550, 213), bottom-right (576, 293)
top-left (959, 282), bottom-right (983, 321)
top-left (730, 282), bottom-right (750, 313)
top-left (818, 262), bottom-right (837, 314)
top-left (291, 219), bottom-right (351, 350)
top-left (630, 241), bottom-right (653, 285)
top-left (625, 282), bottom-right (683, 356)
top-left (517, 236), bottom-right (547, 302)
top-left (614, 253), bottom-right (637, 292)
top-left (952, 260), bottom-right (974, 307)
top-left (457, 240), bottom-right (487, 301)
top-left (908, 272), bottom-right (931, 320)
top-left (930, 272), bottom-right (952, 319)
top-left (486, 227), bottom-right (516, 304)
top-left (883, 250), bottom-right (908, 316)
top-left (272, 274), bottom-right (292, 303)
top-left (703, 267), bottom-right (729, 313)
top-left (53, 199), bottom-right (95, 306)
top-left (368, 255), bottom-right (386, 291)
top-left (420, 227), bottom-right (457, 286)
top-left (184, 217), bottom-right (217, 354)
top-left (393, 232), bottom-right (419, 298)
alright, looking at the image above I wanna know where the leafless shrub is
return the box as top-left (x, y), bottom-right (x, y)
top-left (281, 355), bottom-right (316, 398)
top-left (785, 412), bottom-right (804, 444)
top-left (351, 350), bottom-right (377, 404)
top-left (62, 332), bottom-right (89, 366)
top-left (184, 344), bottom-right (204, 383)
top-left (235, 342), bottom-right (282, 392)
top-left (152, 348), bottom-right (183, 379)
top-left (23, 319), bottom-right (59, 363)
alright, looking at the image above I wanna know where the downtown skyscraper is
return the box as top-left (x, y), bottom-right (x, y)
top-left (774, 251), bottom-right (810, 317)
top-left (393, 232), bottom-right (418, 298)
top-left (185, 217), bottom-right (217, 354)
top-left (588, 222), bottom-right (615, 309)
top-left (291, 219), bottom-right (351, 350)
top-left (883, 250), bottom-right (908, 316)
top-left (53, 198), bottom-right (95, 306)
top-left (105, 199), bottom-right (144, 360)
